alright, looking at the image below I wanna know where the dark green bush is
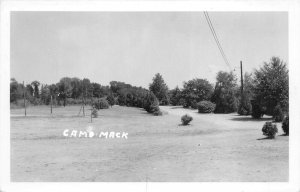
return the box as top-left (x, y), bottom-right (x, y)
top-left (251, 102), bottom-right (263, 119)
top-left (181, 114), bottom-right (193, 125)
top-left (282, 115), bottom-right (289, 135)
top-left (190, 100), bottom-right (198, 109)
top-left (153, 110), bottom-right (163, 116)
top-left (91, 108), bottom-right (98, 118)
top-left (92, 98), bottom-right (109, 110)
top-left (150, 100), bottom-right (160, 113)
top-left (106, 94), bottom-right (115, 107)
top-left (66, 98), bottom-right (83, 105)
top-left (273, 105), bottom-right (284, 122)
top-left (143, 92), bottom-right (159, 113)
top-left (197, 101), bottom-right (216, 113)
top-left (238, 97), bottom-right (252, 115)
top-left (262, 122), bottom-right (278, 139)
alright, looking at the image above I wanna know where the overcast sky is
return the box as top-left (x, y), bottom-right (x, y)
top-left (11, 12), bottom-right (288, 89)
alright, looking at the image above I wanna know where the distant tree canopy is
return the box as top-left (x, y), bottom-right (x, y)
top-left (10, 78), bottom-right (23, 103)
top-left (31, 81), bottom-right (40, 98)
top-left (181, 78), bottom-right (214, 109)
top-left (149, 73), bottom-right (169, 105)
top-left (10, 56), bottom-right (288, 117)
top-left (252, 57), bottom-right (289, 116)
top-left (211, 71), bottom-right (238, 113)
top-left (169, 86), bottom-right (182, 106)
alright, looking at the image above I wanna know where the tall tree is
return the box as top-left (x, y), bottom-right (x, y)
top-left (169, 86), bottom-right (182, 106)
top-left (252, 57), bottom-right (288, 116)
top-left (149, 73), bottom-right (169, 105)
top-left (211, 71), bottom-right (238, 113)
top-left (181, 78), bottom-right (213, 108)
top-left (57, 77), bottom-right (72, 106)
top-left (31, 81), bottom-right (40, 98)
top-left (10, 78), bottom-right (22, 103)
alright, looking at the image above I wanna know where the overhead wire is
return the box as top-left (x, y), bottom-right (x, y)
top-left (203, 11), bottom-right (232, 70)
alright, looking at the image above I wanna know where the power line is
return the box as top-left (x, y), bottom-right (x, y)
top-left (203, 11), bottom-right (232, 70)
top-left (204, 11), bottom-right (231, 69)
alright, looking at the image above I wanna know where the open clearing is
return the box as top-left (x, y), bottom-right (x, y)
top-left (11, 105), bottom-right (288, 182)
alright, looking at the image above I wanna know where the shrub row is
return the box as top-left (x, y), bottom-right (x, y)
top-left (143, 92), bottom-right (163, 116)
top-left (197, 101), bottom-right (216, 113)
top-left (261, 115), bottom-right (289, 139)
top-left (92, 98), bottom-right (109, 110)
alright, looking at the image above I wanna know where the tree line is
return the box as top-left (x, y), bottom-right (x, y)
top-left (11, 57), bottom-right (288, 119)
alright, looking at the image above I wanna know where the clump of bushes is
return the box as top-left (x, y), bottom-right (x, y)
top-left (106, 94), bottom-right (115, 107)
top-left (181, 114), bottom-right (193, 125)
top-left (91, 108), bottom-right (98, 118)
top-left (273, 105), bottom-right (284, 122)
top-left (190, 100), bottom-right (198, 109)
top-left (251, 102), bottom-right (263, 119)
top-left (143, 92), bottom-right (163, 116)
top-left (66, 98), bottom-right (83, 105)
top-left (153, 110), bottom-right (163, 116)
top-left (282, 115), bottom-right (289, 135)
top-left (262, 122), bottom-right (278, 139)
top-left (197, 101), bottom-right (216, 113)
top-left (238, 97), bottom-right (252, 115)
top-left (92, 98), bottom-right (109, 110)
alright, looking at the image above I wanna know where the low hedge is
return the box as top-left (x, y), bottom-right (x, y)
top-left (197, 101), bottom-right (216, 113)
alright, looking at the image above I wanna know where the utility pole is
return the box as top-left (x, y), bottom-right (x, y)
top-left (90, 90), bottom-right (93, 123)
top-left (90, 107), bottom-right (93, 123)
top-left (240, 61), bottom-right (244, 96)
top-left (50, 95), bottom-right (53, 114)
top-left (23, 81), bottom-right (26, 116)
top-left (82, 95), bottom-right (85, 116)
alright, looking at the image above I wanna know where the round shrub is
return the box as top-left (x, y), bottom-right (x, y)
top-left (197, 101), bottom-right (216, 113)
top-left (153, 110), bottom-right (163, 116)
top-left (181, 114), bottom-right (193, 125)
top-left (92, 98), bottom-right (109, 110)
top-left (273, 105), bottom-right (284, 122)
top-left (262, 122), bottom-right (278, 139)
top-left (282, 115), bottom-right (289, 135)
top-left (91, 108), bottom-right (98, 118)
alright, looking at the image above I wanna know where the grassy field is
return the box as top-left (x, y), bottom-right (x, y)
top-left (11, 105), bottom-right (288, 182)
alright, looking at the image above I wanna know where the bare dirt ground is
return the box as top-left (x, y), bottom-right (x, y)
top-left (11, 105), bottom-right (288, 182)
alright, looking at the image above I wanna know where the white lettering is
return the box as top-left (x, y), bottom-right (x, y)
top-left (78, 131), bottom-right (88, 138)
top-left (63, 129), bottom-right (69, 137)
top-left (109, 132), bottom-right (115, 138)
top-left (122, 132), bottom-right (128, 139)
top-left (99, 132), bottom-right (108, 138)
top-left (70, 130), bottom-right (77, 137)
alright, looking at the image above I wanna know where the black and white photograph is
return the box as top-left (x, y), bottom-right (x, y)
top-left (1, 1), bottom-right (300, 192)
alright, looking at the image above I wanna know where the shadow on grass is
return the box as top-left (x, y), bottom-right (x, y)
top-left (278, 134), bottom-right (289, 136)
top-left (170, 106), bottom-right (184, 109)
top-left (230, 116), bottom-right (273, 122)
top-left (257, 136), bottom-right (275, 140)
top-left (178, 124), bottom-right (192, 127)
